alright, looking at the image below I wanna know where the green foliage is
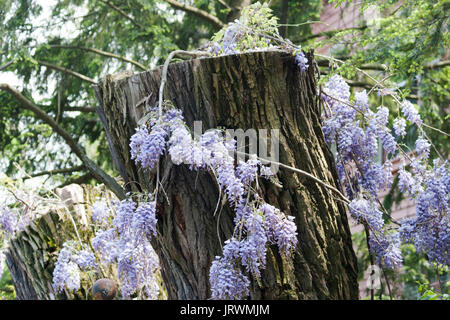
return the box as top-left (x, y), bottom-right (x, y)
top-left (0, 0), bottom-right (187, 182)
top-left (0, 0), bottom-right (326, 185)
top-left (417, 281), bottom-right (450, 300)
top-left (353, 231), bottom-right (449, 300)
top-left (0, 265), bottom-right (16, 300)
top-left (316, 0), bottom-right (449, 158)
top-left (211, 2), bottom-right (279, 54)
top-left (401, 244), bottom-right (449, 299)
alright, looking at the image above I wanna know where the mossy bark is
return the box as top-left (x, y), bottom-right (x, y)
top-left (5, 211), bottom-right (87, 300)
top-left (95, 49), bottom-right (359, 299)
top-left (5, 184), bottom-right (115, 300)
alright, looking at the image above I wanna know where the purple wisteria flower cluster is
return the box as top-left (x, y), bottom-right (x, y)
top-left (0, 206), bottom-right (18, 237)
top-left (399, 160), bottom-right (449, 266)
top-left (72, 249), bottom-right (98, 270)
top-left (52, 242), bottom-right (97, 293)
top-left (91, 200), bottom-right (110, 225)
top-left (129, 106), bottom-right (298, 299)
top-left (348, 198), bottom-right (402, 268)
top-left (322, 75), bottom-right (395, 198)
top-left (0, 200), bottom-right (37, 238)
top-left (294, 51), bottom-right (309, 72)
top-left (91, 198), bottom-right (160, 299)
top-left (52, 196), bottom-right (161, 298)
top-left (321, 74), bottom-right (449, 269)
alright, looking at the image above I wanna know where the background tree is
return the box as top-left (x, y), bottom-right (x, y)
top-left (0, 0), bottom-right (324, 186)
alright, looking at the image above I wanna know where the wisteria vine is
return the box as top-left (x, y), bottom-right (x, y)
top-left (321, 74), bottom-right (449, 269)
top-left (124, 1), bottom-right (449, 298)
top-left (129, 104), bottom-right (298, 299)
top-left (52, 197), bottom-right (161, 299)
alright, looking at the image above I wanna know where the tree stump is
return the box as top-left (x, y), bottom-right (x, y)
top-left (95, 49), bottom-right (359, 299)
top-left (5, 184), bottom-right (114, 300)
top-left (5, 211), bottom-right (80, 300)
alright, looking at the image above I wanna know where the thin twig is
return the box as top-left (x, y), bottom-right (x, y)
top-left (163, 0), bottom-right (225, 30)
top-left (235, 151), bottom-right (350, 204)
top-left (48, 45), bottom-right (147, 71)
top-left (382, 267), bottom-right (393, 300)
top-left (158, 50), bottom-right (210, 116)
top-left (98, 0), bottom-right (145, 30)
top-left (216, 0), bottom-right (232, 10)
top-left (364, 224), bottom-right (375, 300)
top-left (6, 188), bottom-right (35, 211)
top-left (0, 60), bottom-right (15, 71)
top-left (422, 123), bottom-right (450, 137)
top-left (36, 60), bottom-right (96, 84)
top-left (24, 165), bottom-right (85, 179)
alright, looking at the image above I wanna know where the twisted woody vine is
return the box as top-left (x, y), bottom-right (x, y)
top-left (0, 2), bottom-right (448, 300)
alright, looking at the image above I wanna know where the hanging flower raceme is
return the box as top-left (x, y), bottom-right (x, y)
top-left (53, 196), bottom-right (161, 299)
top-left (130, 123), bottom-right (167, 170)
top-left (0, 206), bottom-right (18, 237)
top-left (91, 200), bottom-right (110, 225)
top-left (52, 240), bottom-right (101, 294)
top-left (399, 161), bottom-right (450, 266)
top-left (72, 249), bottom-right (98, 270)
top-left (93, 197), bottom-right (160, 299)
top-left (294, 51), bottom-right (309, 72)
top-left (321, 73), bottom-right (449, 269)
top-left (129, 105), bottom-right (298, 299)
top-left (52, 243), bottom-right (82, 293)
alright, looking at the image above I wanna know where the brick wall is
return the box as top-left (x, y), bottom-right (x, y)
top-left (311, 1), bottom-right (363, 54)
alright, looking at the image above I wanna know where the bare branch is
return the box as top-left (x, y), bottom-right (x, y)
top-left (236, 151), bottom-right (350, 204)
top-left (97, 0), bottom-right (145, 30)
top-left (0, 83), bottom-right (125, 199)
top-left (48, 45), bottom-right (147, 71)
top-left (425, 60), bottom-right (450, 69)
top-left (25, 165), bottom-right (86, 179)
top-left (37, 105), bottom-right (97, 113)
top-left (422, 123), bottom-right (450, 137)
top-left (279, 0), bottom-right (289, 38)
top-left (316, 58), bottom-right (387, 71)
top-left (84, 118), bottom-right (101, 124)
top-left (216, 0), bottom-right (232, 10)
top-left (66, 106), bottom-right (97, 113)
top-left (316, 57), bottom-right (450, 72)
top-left (57, 172), bottom-right (95, 189)
top-left (297, 25), bottom-right (368, 42)
top-left (36, 60), bottom-right (96, 84)
top-left (0, 60), bottom-right (15, 71)
top-left (163, 0), bottom-right (225, 30)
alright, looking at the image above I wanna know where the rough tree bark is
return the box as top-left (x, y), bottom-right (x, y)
top-left (95, 49), bottom-right (359, 299)
top-left (5, 211), bottom-right (78, 300)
